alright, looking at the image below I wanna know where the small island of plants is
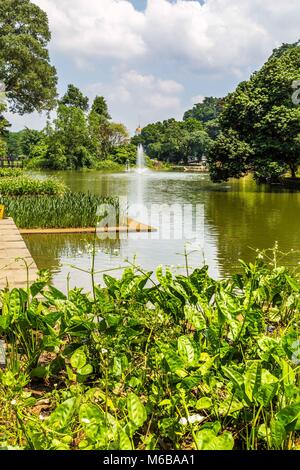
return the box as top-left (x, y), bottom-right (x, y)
top-left (0, 169), bottom-right (118, 229)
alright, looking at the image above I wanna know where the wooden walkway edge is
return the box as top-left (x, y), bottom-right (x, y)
top-left (0, 218), bottom-right (38, 289)
top-left (19, 218), bottom-right (157, 235)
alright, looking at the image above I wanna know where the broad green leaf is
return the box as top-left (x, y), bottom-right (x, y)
top-left (77, 364), bottom-right (93, 376)
top-left (280, 359), bottom-right (295, 388)
top-left (244, 361), bottom-right (261, 402)
top-left (9, 289), bottom-right (22, 320)
top-left (79, 403), bottom-right (105, 441)
top-left (276, 403), bottom-right (300, 429)
top-left (184, 305), bottom-right (206, 330)
top-left (199, 355), bottom-right (217, 376)
top-left (270, 419), bottom-right (286, 449)
top-left (195, 429), bottom-right (234, 450)
top-left (48, 398), bottom-right (76, 430)
top-left (119, 429), bottom-right (133, 450)
top-left (70, 349), bottom-right (86, 370)
top-left (127, 393), bottom-right (147, 428)
top-left (157, 341), bottom-right (187, 377)
top-left (222, 366), bottom-right (244, 389)
top-left (285, 275), bottom-right (300, 292)
top-left (177, 336), bottom-right (195, 365)
top-left (196, 397), bottom-right (213, 410)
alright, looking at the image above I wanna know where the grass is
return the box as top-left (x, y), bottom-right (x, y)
top-left (0, 192), bottom-right (119, 229)
top-left (0, 248), bottom-right (299, 450)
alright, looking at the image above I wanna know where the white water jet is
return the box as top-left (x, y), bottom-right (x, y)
top-left (136, 144), bottom-right (147, 174)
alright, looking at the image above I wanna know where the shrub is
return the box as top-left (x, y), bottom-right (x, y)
top-left (0, 176), bottom-right (66, 196)
top-left (95, 159), bottom-right (123, 172)
top-left (0, 168), bottom-right (23, 178)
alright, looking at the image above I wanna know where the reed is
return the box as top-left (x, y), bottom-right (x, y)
top-left (0, 192), bottom-right (119, 228)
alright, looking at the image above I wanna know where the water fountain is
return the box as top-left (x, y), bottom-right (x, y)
top-left (125, 159), bottom-right (131, 173)
top-left (136, 144), bottom-right (147, 174)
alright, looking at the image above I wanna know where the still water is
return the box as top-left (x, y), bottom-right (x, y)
top-left (24, 171), bottom-right (300, 291)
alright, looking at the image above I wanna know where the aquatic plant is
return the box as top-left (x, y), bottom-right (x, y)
top-left (0, 192), bottom-right (119, 229)
top-left (0, 250), bottom-right (299, 450)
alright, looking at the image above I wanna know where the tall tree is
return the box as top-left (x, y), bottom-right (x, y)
top-left (48, 104), bottom-right (93, 169)
top-left (91, 96), bottom-right (111, 119)
top-left (133, 118), bottom-right (212, 164)
top-left (0, 0), bottom-right (57, 114)
top-left (60, 84), bottom-right (89, 112)
top-left (208, 43), bottom-right (300, 182)
top-left (183, 97), bottom-right (223, 123)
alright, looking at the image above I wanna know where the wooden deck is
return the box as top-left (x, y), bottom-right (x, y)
top-left (0, 218), bottom-right (38, 289)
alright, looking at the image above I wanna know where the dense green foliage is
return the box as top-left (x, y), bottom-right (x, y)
top-left (0, 252), bottom-right (299, 450)
top-left (6, 128), bottom-right (44, 159)
top-left (209, 43), bottom-right (300, 183)
top-left (184, 97), bottom-right (223, 124)
top-left (0, 0), bottom-right (57, 114)
top-left (133, 118), bottom-right (212, 164)
top-left (183, 97), bottom-right (223, 140)
top-left (59, 85), bottom-right (89, 112)
top-left (0, 175), bottom-right (66, 196)
top-left (0, 193), bottom-right (119, 228)
top-left (9, 86), bottom-right (132, 170)
top-left (0, 168), bottom-right (23, 178)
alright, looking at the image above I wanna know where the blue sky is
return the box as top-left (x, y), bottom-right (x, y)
top-left (7, 0), bottom-right (300, 134)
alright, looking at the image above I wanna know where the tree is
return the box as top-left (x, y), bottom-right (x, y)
top-left (88, 98), bottom-right (124, 160)
top-left (60, 84), bottom-right (89, 112)
top-left (183, 97), bottom-right (223, 123)
top-left (20, 128), bottom-right (44, 156)
top-left (109, 143), bottom-right (136, 164)
top-left (91, 96), bottom-right (111, 119)
top-left (108, 123), bottom-right (129, 147)
top-left (45, 104), bottom-right (93, 169)
top-left (133, 118), bottom-right (212, 164)
top-left (0, 0), bottom-right (57, 114)
top-left (209, 43), bottom-right (300, 182)
top-left (208, 130), bottom-right (254, 182)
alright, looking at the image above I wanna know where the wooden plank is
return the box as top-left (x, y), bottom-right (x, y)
top-left (19, 218), bottom-right (157, 234)
top-left (0, 218), bottom-right (38, 289)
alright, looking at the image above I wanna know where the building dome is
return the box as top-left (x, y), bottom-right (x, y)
top-left (135, 126), bottom-right (142, 135)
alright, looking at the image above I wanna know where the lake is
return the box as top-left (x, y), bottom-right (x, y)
top-left (23, 171), bottom-right (300, 291)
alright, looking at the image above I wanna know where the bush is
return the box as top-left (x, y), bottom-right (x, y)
top-left (0, 168), bottom-right (23, 178)
top-left (95, 159), bottom-right (123, 172)
top-left (0, 175), bottom-right (66, 196)
top-left (108, 143), bottom-right (137, 165)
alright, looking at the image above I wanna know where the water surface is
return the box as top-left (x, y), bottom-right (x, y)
top-left (24, 171), bottom-right (300, 291)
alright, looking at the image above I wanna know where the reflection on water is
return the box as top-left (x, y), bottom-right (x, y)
top-left (25, 171), bottom-right (300, 291)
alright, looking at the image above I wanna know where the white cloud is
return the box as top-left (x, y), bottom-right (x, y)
top-left (191, 95), bottom-right (205, 105)
top-left (35, 0), bottom-right (146, 60)
top-left (87, 70), bottom-right (184, 130)
top-left (9, 1), bottom-right (300, 131)
top-left (34, 0), bottom-right (300, 74)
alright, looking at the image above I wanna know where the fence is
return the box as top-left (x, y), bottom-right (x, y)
top-left (0, 156), bottom-right (24, 168)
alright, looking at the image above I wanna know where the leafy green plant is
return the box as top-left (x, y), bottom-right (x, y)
top-left (0, 251), bottom-right (299, 450)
